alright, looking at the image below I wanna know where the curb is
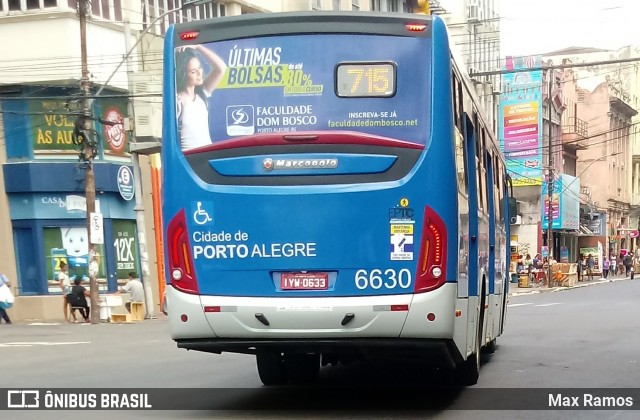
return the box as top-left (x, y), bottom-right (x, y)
top-left (509, 276), bottom-right (631, 297)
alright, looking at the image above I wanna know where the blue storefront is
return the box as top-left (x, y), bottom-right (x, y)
top-left (1, 88), bottom-right (140, 298)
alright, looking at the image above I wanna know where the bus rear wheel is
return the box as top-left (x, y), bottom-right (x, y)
top-left (256, 352), bottom-right (287, 386)
top-left (458, 295), bottom-right (484, 385)
top-left (457, 346), bottom-right (480, 386)
top-left (483, 338), bottom-right (497, 354)
top-left (285, 353), bottom-right (320, 385)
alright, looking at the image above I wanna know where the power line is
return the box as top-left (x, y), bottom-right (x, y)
top-left (470, 56), bottom-right (640, 77)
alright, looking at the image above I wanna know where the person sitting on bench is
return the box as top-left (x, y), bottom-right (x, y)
top-left (66, 277), bottom-right (90, 323)
top-left (115, 272), bottom-right (145, 314)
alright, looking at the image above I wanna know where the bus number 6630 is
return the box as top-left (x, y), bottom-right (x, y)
top-left (354, 268), bottom-right (412, 290)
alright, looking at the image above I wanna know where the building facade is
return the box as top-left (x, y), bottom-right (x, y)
top-left (545, 47), bottom-right (639, 259)
top-left (504, 46), bottom-right (640, 267)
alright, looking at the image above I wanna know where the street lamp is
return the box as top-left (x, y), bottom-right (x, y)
top-left (81, 0), bottom-right (213, 321)
top-left (546, 151), bottom-right (621, 288)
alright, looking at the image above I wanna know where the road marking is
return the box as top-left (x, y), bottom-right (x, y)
top-left (508, 302), bottom-right (562, 308)
top-left (28, 322), bottom-right (61, 326)
top-left (0, 341), bottom-right (90, 348)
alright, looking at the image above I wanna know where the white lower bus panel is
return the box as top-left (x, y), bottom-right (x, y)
top-left (169, 283), bottom-right (480, 368)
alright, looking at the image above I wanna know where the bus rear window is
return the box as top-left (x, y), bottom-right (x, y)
top-left (173, 34), bottom-right (430, 150)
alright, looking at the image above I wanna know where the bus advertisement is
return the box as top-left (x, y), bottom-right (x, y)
top-left (162, 12), bottom-right (515, 386)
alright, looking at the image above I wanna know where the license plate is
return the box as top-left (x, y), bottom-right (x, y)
top-left (280, 272), bottom-right (328, 290)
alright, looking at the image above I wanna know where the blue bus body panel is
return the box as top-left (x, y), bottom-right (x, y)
top-left (163, 17), bottom-right (462, 298)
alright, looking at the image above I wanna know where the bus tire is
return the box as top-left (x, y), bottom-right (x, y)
top-left (457, 345), bottom-right (480, 386)
top-left (458, 291), bottom-right (485, 386)
top-left (256, 352), bottom-right (287, 386)
top-left (285, 353), bottom-right (320, 385)
top-left (483, 338), bottom-right (497, 354)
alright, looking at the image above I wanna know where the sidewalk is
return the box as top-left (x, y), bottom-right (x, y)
top-left (508, 273), bottom-right (631, 296)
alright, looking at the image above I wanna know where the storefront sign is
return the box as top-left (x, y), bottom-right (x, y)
top-left (117, 166), bottom-right (135, 201)
top-left (29, 99), bottom-right (79, 155)
top-left (541, 174), bottom-right (580, 230)
top-left (100, 101), bottom-right (129, 155)
top-left (112, 220), bottom-right (139, 279)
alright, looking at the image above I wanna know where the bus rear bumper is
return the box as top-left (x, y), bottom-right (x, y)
top-left (175, 337), bottom-right (462, 369)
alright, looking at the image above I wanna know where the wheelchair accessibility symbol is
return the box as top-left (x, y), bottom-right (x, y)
top-left (193, 201), bottom-right (213, 225)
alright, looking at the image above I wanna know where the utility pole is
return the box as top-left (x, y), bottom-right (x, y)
top-left (546, 70), bottom-right (554, 288)
top-left (76, 0), bottom-right (100, 323)
top-left (124, 19), bottom-right (155, 318)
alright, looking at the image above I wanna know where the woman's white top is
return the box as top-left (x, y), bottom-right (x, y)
top-left (179, 89), bottom-right (212, 151)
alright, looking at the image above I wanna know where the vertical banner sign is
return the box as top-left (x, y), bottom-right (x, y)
top-left (112, 220), bottom-right (140, 279)
top-left (499, 55), bottom-right (543, 186)
top-left (90, 212), bottom-right (104, 245)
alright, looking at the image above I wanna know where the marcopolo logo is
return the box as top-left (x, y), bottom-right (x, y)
top-left (263, 158), bottom-right (338, 171)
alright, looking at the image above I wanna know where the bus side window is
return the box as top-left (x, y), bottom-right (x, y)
top-left (481, 130), bottom-right (489, 214)
top-left (497, 158), bottom-right (505, 222)
top-left (455, 123), bottom-right (467, 195)
top-left (452, 70), bottom-right (464, 133)
top-left (492, 153), bottom-right (501, 223)
top-left (475, 119), bottom-right (487, 213)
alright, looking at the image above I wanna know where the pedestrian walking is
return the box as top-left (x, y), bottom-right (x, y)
top-left (0, 274), bottom-right (14, 324)
top-left (576, 254), bottom-right (583, 282)
top-left (602, 257), bottom-right (610, 279)
top-left (610, 255), bottom-right (617, 278)
top-left (624, 252), bottom-right (633, 277)
top-left (586, 254), bottom-right (595, 281)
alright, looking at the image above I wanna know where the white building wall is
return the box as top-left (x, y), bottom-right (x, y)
top-left (0, 16), bottom-right (130, 89)
top-left (511, 193), bottom-right (542, 256)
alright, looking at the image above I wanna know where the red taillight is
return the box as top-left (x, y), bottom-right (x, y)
top-left (167, 209), bottom-right (199, 294)
top-left (180, 31), bottom-right (199, 41)
top-left (414, 206), bottom-right (447, 293)
top-left (406, 24), bottom-right (427, 32)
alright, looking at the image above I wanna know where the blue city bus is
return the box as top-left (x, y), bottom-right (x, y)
top-left (162, 11), bottom-right (515, 386)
